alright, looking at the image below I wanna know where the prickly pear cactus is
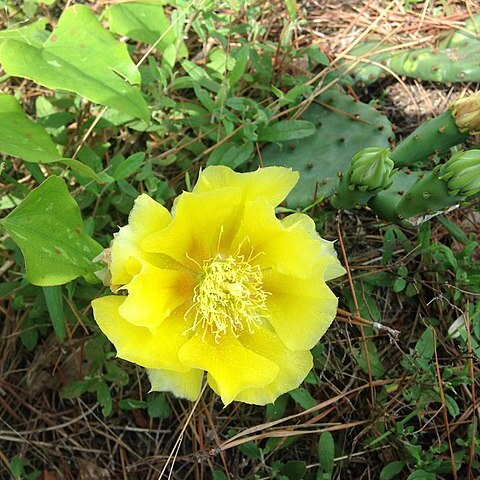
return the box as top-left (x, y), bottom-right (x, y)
top-left (439, 13), bottom-right (480, 49)
top-left (391, 92), bottom-right (480, 167)
top-left (389, 44), bottom-right (480, 83)
top-left (343, 14), bottom-right (480, 86)
top-left (330, 147), bottom-right (395, 209)
top-left (368, 170), bottom-right (419, 222)
top-left (261, 88), bottom-right (394, 208)
top-left (342, 41), bottom-right (392, 86)
top-left (369, 150), bottom-right (480, 223)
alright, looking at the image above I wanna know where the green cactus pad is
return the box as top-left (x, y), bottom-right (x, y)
top-left (260, 88), bottom-right (393, 208)
top-left (389, 44), bottom-right (480, 83)
top-left (439, 13), bottom-right (480, 49)
top-left (343, 15), bottom-right (480, 86)
top-left (342, 41), bottom-right (393, 86)
top-left (368, 170), bottom-right (419, 222)
top-left (394, 170), bottom-right (464, 220)
top-left (391, 109), bottom-right (468, 167)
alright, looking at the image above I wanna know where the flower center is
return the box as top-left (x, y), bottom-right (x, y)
top-left (187, 254), bottom-right (269, 341)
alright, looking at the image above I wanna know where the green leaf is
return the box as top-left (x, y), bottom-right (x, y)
top-left (10, 455), bottom-right (25, 478)
top-left (357, 339), bottom-right (385, 378)
top-left (1, 176), bottom-right (103, 286)
top-left (212, 471), bottom-right (229, 480)
top-left (239, 441), bottom-right (262, 460)
top-left (118, 398), bottom-right (148, 410)
top-left (382, 227), bottom-right (396, 264)
top-left (280, 461), bottom-right (306, 479)
top-left (0, 6), bottom-right (149, 122)
top-left (317, 431), bottom-right (335, 476)
top-left (415, 326), bottom-right (435, 359)
top-left (0, 19), bottom-right (48, 47)
top-left (380, 461), bottom-right (406, 480)
top-left (258, 120), bottom-right (315, 142)
top-left (20, 316), bottom-right (39, 351)
top-left (0, 94), bottom-right (61, 163)
top-left (147, 393), bottom-right (171, 418)
top-left (289, 387), bottom-right (316, 409)
top-left (228, 45), bottom-right (249, 87)
top-left (437, 216), bottom-right (469, 245)
top-left (59, 159), bottom-right (110, 184)
top-left (43, 285), bottom-right (66, 342)
top-left (104, 363), bottom-right (129, 386)
top-left (111, 152), bottom-right (145, 181)
top-left (61, 379), bottom-right (95, 399)
top-left (407, 470), bottom-right (436, 480)
top-left (444, 393), bottom-right (460, 417)
top-left (207, 141), bottom-right (254, 168)
top-left (104, 1), bottom-right (187, 56)
top-left (96, 381), bottom-right (112, 416)
top-left (266, 394), bottom-right (288, 421)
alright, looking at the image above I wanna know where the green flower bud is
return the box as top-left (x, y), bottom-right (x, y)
top-left (349, 147), bottom-right (394, 192)
top-left (451, 93), bottom-right (480, 134)
top-left (440, 149), bottom-right (480, 197)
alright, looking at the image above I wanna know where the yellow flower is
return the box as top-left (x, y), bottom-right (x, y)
top-left (92, 166), bottom-right (345, 405)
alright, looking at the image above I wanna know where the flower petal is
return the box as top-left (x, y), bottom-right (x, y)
top-left (143, 187), bottom-right (242, 267)
top-left (119, 262), bottom-right (196, 329)
top-left (147, 368), bottom-right (204, 401)
top-left (92, 295), bottom-right (192, 371)
top-left (193, 166), bottom-right (299, 207)
top-left (110, 194), bottom-right (172, 286)
top-left (263, 267), bottom-right (339, 351)
top-left (233, 327), bottom-right (313, 405)
top-left (281, 213), bottom-right (346, 281)
top-left (232, 198), bottom-right (323, 278)
top-left (178, 333), bottom-right (279, 405)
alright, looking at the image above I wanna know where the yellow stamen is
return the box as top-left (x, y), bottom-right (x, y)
top-left (186, 253), bottom-right (269, 342)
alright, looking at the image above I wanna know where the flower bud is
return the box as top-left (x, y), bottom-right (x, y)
top-left (451, 93), bottom-right (480, 134)
top-left (440, 149), bottom-right (480, 197)
top-left (349, 147), bottom-right (394, 192)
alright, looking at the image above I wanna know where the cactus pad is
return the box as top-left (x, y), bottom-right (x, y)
top-left (368, 170), bottom-right (419, 222)
top-left (261, 88), bottom-right (393, 208)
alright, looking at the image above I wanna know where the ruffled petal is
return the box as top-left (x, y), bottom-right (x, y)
top-left (178, 333), bottom-right (278, 405)
top-left (92, 296), bottom-right (192, 371)
top-left (147, 368), bottom-right (204, 401)
top-left (233, 327), bottom-right (313, 405)
top-left (263, 267), bottom-right (339, 351)
top-left (281, 213), bottom-right (346, 281)
top-left (110, 194), bottom-right (172, 286)
top-left (193, 166), bottom-right (298, 207)
top-left (119, 262), bottom-right (196, 329)
top-left (142, 188), bottom-right (242, 268)
top-left (231, 198), bottom-right (324, 278)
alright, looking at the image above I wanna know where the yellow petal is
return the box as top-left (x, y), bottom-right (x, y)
top-left (110, 194), bottom-right (172, 285)
top-left (147, 368), bottom-right (204, 401)
top-left (263, 267), bottom-right (339, 351)
top-left (193, 165), bottom-right (299, 207)
top-left (281, 213), bottom-right (346, 281)
top-left (178, 333), bottom-right (278, 405)
top-left (232, 198), bottom-right (323, 278)
top-left (119, 262), bottom-right (195, 329)
top-left (92, 296), bottom-right (192, 371)
top-left (143, 188), bottom-right (242, 267)
top-left (234, 327), bottom-right (313, 405)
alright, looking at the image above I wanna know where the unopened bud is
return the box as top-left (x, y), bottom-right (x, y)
top-left (349, 147), bottom-right (394, 192)
top-left (440, 149), bottom-right (480, 197)
top-left (451, 93), bottom-right (480, 134)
